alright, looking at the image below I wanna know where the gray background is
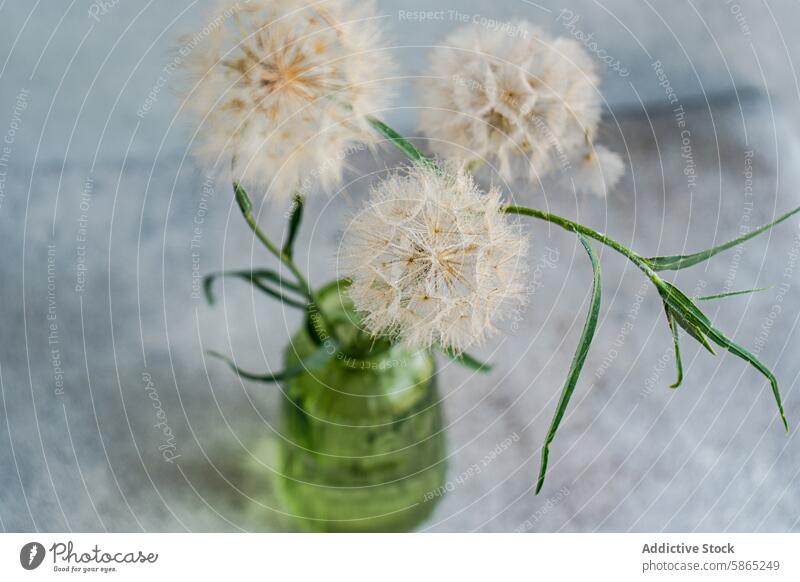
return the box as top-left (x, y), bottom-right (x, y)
top-left (2, 0), bottom-right (800, 532)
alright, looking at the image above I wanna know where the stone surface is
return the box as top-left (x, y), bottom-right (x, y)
top-left (2, 1), bottom-right (800, 533)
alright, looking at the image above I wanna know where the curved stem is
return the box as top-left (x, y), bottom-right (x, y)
top-left (367, 116), bottom-right (655, 276)
top-left (503, 205), bottom-right (655, 277)
top-left (235, 185), bottom-right (308, 289)
top-left (505, 203), bottom-right (788, 431)
top-left (234, 183), bottom-right (337, 340)
top-left (365, 117), bottom-right (789, 432)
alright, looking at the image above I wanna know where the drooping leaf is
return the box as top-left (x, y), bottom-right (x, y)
top-left (442, 347), bottom-right (494, 373)
top-left (664, 305), bottom-right (684, 389)
top-left (655, 278), bottom-right (788, 431)
top-left (658, 284), bottom-right (716, 355)
top-left (697, 287), bottom-right (770, 301)
top-left (703, 327), bottom-right (788, 432)
top-left (536, 234), bottom-right (602, 494)
top-left (645, 206), bottom-right (800, 271)
top-left (207, 345), bottom-right (333, 383)
top-left (282, 195), bottom-right (304, 258)
top-left (204, 270), bottom-right (306, 309)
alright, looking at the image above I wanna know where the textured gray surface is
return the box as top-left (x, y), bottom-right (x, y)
top-left (2, 1), bottom-right (800, 532)
top-left (2, 94), bottom-right (800, 533)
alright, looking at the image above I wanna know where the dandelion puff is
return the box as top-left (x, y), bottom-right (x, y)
top-left (565, 145), bottom-right (625, 197)
top-left (340, 163), bottom-right (530, 352)
top-left (181, 0), bottom-right (394, 204)
top-left (418, 20), bottom-right (622, 189)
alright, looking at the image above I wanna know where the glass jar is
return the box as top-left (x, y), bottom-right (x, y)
top-left (274, 281), bottom-right (447, 532)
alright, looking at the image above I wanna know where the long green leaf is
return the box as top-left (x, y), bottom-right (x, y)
top-left (208, 345), bottom-right (333, 383)
top-left (664, 305), bottom-right (684, 389)
top-left (442, 347), bottom-right (494, 373)
top-left (536, 234), bottom-right (602, 494)
top-left (645, 206), bottom-right (800, 271)
top-left (204, 270), bottom-right (306, 309)
top-left (704, 327), bottom-right (788, 432)
top-left (655, 279), bottom-right (788, 431)
top-left (282, 194), bottom-right (304, 258)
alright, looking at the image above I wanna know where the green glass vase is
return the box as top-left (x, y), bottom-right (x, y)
top-left (275, 281), bottom-right (447, 532)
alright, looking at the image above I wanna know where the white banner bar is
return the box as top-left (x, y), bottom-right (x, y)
top-left (1, 533), bottom-right (798, 581)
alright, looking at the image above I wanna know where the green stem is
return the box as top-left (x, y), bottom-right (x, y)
top-left (365, 117), bottom-right (789, 433)
top-left (506, 202), bottom-right (788, 430)
top-left (367, 116), bottom-right (655, 276)
top-left (234, 182), bottom-right (336, 340)
top-left (504, 205), bottom-right (655, 276)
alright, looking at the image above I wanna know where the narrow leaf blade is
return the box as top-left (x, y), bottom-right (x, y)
top-left (282, 195), bottom-right (304, 259)
top-left (664, 305), bottom-right (684, 389)
top-left (203, 270), bottom-right (306, 309)
top-left (536, 234), bottom-right (602, 494)
top-left (697, 287), bottom-right (770, 301)
top-left (704, 328), bottom-right (789, 432)
top-left (656, 279), bottom-right (788, 431)
top-left (666, 303), bottom-right (716, 355)
top-left (645, 206), bottom-right (800, 271)
top-left (366, 116), bottom-right (436, 167)
top-left (208, 345), bottom-right (333, 383)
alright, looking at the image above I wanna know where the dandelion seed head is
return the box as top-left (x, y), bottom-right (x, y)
top-left (182, 0), bottom-right (394, 203)
top-left (418, 21), bottom-right (623, 194)
top-left (341, 163), bottom-right (529, 351)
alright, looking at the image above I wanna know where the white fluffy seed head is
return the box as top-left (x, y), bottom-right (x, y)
top-left (417, 20), bottom-right (623, 194)
top-left (182, 0), bottom-right (394, 204)
top-left (340, 163), bottom-right (530, 352)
